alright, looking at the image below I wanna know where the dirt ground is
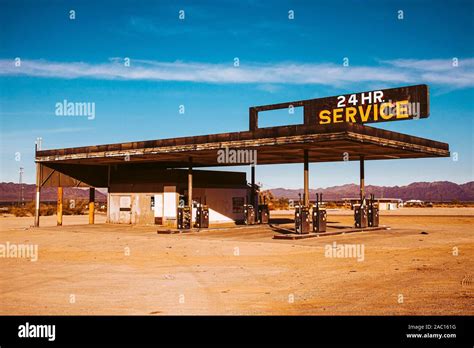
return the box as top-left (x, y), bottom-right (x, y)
top-left (0, 208), bottom-right (473, 315)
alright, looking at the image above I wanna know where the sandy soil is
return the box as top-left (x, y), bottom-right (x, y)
top-left (0, 209), bottom-right (472, 315)
top-left (273, 207), bottom-right (474, 216)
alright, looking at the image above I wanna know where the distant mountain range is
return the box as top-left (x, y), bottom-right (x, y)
top-left (0, 183), bottom-right (107, 202)
top-left (2, 181), bottom-right (473, 203)
top-left (268, 181), bottom-right (474, 202)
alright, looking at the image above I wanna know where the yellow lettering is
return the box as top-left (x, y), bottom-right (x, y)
top-left (345, 107), bottom-right (357, 123)
top-left (358, 105), bottom-right (372, 122)
top-left (373, 104), bottom-right (379, 121)
top-left (319, 110), bottom-right (331, 124)
top-left (333, 108), bottom-right (343, 123)
top-left (396, 100), bottom-right (409, 119)
top-left (380, 102), bottom-right (393, 120)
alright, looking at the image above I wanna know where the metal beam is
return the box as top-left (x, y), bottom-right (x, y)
top-left (57, 186), bottom-right (63, 226)
top-left (251, 165), bottom-right (256, 208)
top-left (360, 155), bottom-right (365, 204)
top-left (107, 165), bottom-right (111, 223)
top-left (34, 163), bottom-right (41, 227)
top-left (188, 157), bottom-right (193, 223)
top-left (89, 188), bottom-right (95, 224)
top-left (40, 169), bottom-right (55, 187)
top-left (249, 107), bottom-right (258, 131)
top-left (304, 149), bottom-right (309, 207)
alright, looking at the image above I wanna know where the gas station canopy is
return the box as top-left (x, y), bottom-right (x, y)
top-left (32, 84), bottom-right (450, 231)
top-left (36, 122), bottom-right (449, 168)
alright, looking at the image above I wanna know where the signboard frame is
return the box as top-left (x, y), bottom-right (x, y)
top-left (249, 84), bottom-right (429, 130)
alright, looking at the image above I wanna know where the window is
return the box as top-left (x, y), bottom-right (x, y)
top-left (232, 197), bottom-right (244, 213)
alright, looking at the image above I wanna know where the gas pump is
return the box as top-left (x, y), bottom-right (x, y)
top-left (243, 197), bottom-right (256, 225)
top-left (354, 196), bottom-right (368, 228)
top-left (295, 193), bottom-right (311, 234)
top-left (257, 196), bottom-right (270, 224)
top-left (177, 194), bottom-right (191, 230)
top-left (367, 194), bottom-right (379, 227)
top-left (195, 197), bottom-right (209, 229)
top-left (312, 193), bottom-right (327, 233)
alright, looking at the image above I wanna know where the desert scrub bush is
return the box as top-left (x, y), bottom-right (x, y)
top-left (10, 207), bottom-right (29, 217)
top-left (63, 200), bottom-right (88, 215)
top-left (40, 204), bottom-right (55, 216)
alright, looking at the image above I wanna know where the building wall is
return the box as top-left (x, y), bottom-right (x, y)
top-left (109, 193), bottom-right (156, 224)
top-left (132, 193), bottom-right (155, 224)
top-left (192, 187), bottom-right (246, 223)
top-left (378, 202), bottom-right (398, 210)
top-left (108, 187), bottom-right (247, 225)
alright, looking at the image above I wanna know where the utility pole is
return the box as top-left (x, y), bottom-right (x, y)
top-left (18, 167), bottom-right (24, 206)
top-left (34, 137), bottom-right (43, 227)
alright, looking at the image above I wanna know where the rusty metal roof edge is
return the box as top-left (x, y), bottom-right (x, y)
top-left (35, 122), bottom-right (449, 160)
top-left (345, 132), bottom-right (450, 157)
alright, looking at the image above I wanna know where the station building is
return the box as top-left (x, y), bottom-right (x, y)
top-left (108, 168), bottom-right (249, 225)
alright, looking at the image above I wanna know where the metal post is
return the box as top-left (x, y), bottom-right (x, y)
top-left (360, 155), bottom-right (365, 204)
top-left (188, 157), bottom-right (193, 223)
top-left (107, 165), bottom-right (111, 223)
top-left (251, 164), bottom-right (256, 208)
top-left (249, 107), bottom-right (258, 131)
top-left (304, 149), bottom-right (309, 207)
top-left (57, 186), bottom-right (63, 226)
top-left (34, 162), bottom-right (41, 227)
top-left (89, 187), bottom-right (95, 224)
top-left (18, 167), bottom-right (24, 206)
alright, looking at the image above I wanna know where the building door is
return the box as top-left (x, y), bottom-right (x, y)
top-left (119, 196), bottom-right (131, 224)
top-left (164, 186), bottom-right (177, 222)
top-left (154, 193), bottom-right (163, 224)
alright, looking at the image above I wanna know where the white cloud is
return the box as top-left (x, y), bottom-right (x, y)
top-left (383, 58), bottom-right (474, 71)
top-left (0, 57), bottom-right (473, 88)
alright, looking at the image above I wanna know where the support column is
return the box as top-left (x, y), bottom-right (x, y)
top-left (106, 165), bottom-right (111, 223)
top-left (303, 149), bottom-right (309, 206)
top-left (249, 107), bottom-right (258, 131)
top-left (188, 157), bottom-right (193, 222)
top-left (34, 163), bottom-right (41, 227)
top-left (57, 186), bottom-right (63, 226)
top-left (251, 164), bottom-right (256, 208)
top-left (360, 155), bottom-right (365, 204)
top-left (89, 187), bottom-right (95, 224)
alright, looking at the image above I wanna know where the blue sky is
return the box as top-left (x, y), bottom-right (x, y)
top-left (0, 0), bottom-right (473, 189)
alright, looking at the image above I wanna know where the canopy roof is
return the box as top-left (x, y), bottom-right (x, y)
top-left (36, 123), bottom-right (449, 168)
